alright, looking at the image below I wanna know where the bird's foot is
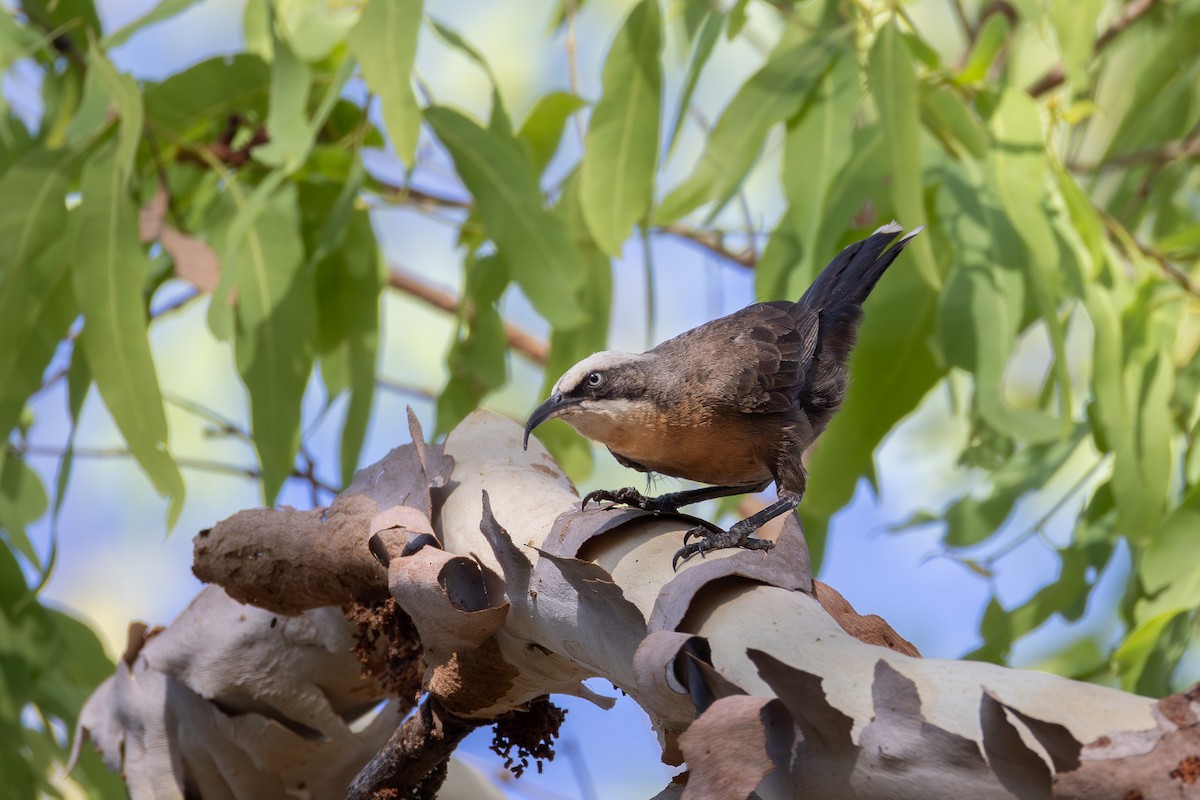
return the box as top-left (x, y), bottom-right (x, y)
top-left (581, 487), bottom-right (680, 513)
top-left (672, 523), bottom-right (774, 570)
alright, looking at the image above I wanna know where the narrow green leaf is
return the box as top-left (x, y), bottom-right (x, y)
top-left (990, 88), bottom-right (1071, 430)
top-left (656, 30), bottom-right (837, 223)
top-left (867, 22), bottom-right (937, 286)
top-left (516, 91), bottom-right (586, 176)
top-left (71, 143), bottom-right (185, 525)
top-left (1139, 484), bottom-right (1200, 618)
top-left (0, 454), bottom-right (48, 568)
top-left (143, 55), bottom-right (271, 140)
top-left (532, 173), bottom-right (612, 479)
top-left (920, 81), bottom-right (988, 160)
top-left (427, 105), bottom-right (584, 329)
top-left (348, 0), bottom-right (423, 167)
top-left (437, 254), bottom-right (510, 435)
top-left (274, 0), bottom-right (363, 60)
top-left (224, 185), bottom-right (316, 503)
top-left (302, 177), bottom-right (384, 486)
top-left (782, 46), bottom-right (858, 283)
top-left (1049, 0), bottom-right (1103, 92)
top-left (580, 0), bottom-right (662, 256)
top-left (666, 8), bottom-right (721, 158)
top-left (956, 13), bottom-right (1010, 85)
top-left (84, 46), bottom-right (143, 183)
top-left (104, 0), bottom-right (205, 48)
top-left (1115, 608), bottom-right (1194, 695)
top-left (243, 0), bottom-right (273, 59)
top-left (0, 147), bottom-right (80, 439)
top-left (254, 34), bottom-right (313, 168)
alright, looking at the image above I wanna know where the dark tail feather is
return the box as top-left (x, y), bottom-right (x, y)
top-left (798, 222), bottom-right (923, 311)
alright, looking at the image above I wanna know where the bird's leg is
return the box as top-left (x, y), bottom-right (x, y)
top-left (671, 490), bottom-right (802, 570)
top-left (581, 483), bottom-right (764, 514)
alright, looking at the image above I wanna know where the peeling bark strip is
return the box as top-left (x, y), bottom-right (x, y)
top-left (79, 410), bottom-right (1182, 799)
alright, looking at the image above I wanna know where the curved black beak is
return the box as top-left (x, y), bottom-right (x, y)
top-left (523, 393), bottom-right (577, 450)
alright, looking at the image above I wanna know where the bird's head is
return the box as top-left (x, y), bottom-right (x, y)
top-left (523, 351), bottom-right (650, 449)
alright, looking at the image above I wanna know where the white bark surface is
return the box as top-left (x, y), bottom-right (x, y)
top-left (77, 409), bottom-right (1192, 799)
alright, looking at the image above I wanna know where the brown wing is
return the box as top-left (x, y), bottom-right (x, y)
top-left (649, 301), bottom-right (818, 415)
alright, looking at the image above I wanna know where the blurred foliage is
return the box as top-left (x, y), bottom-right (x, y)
top-left (1, 0), bottom-right (1199, 792)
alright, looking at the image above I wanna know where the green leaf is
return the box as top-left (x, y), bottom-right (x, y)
top-left (104, 0), bottom-right (205, 48)
top-left (1048, 0), bottom-right (1103, 92)
top-left (969, 546), bottom-right (1088, 663)
top-left (143, 55), bottom-right (271, 140)
top-left (782, 45), bottom-right (858, 285)
top-left (580, 0), bottom-right (662, 256)
top-left (990, 88), bottom-right (1071, 429)
top-left (71, 142), bottom-right (185, 525)
top-left (437, 254), bottom-right (510, 435)
top-left (84, 46), bottom-right (144, 183)
top-left (1139, 484), bottom-right (1200, 619)
top-left (348, 0), bottom-right (424, 168)
top-left (666, 8), bottom-right (721, 158)
top-left (0, 454), bottom-right (48, 568)
top-left (426, 105), bottom-right (584, 330)
top-left (0, 147), bottom-right (81, 440)
top-left (220, 185), bottom-right (316, 503)
top-left (867, 21), bottom-right (937, 286)
top-left (937, 162), bottom-right (1061, 442)
top-left (532, 173), bottom-right (613, 479)
top-left (655, 29), bottom-right (836, 223)
top-left (302, 177), bottom-right (383, 487)
top-left (254, 34), bottom-right (313, 169)
top-left (956, 13), bottom-right (1010, 85)
top-left (1115, 608), bottom-right (1195, 696)
top-left (919, 81), bottom-right (988, 160)
top-left (274, 0), bottom-right (364, 60)
top-left (516, 91), bottom-right (586, 177)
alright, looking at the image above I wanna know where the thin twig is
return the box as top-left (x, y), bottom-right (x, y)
top-left (659, 223), bottom-right (757, 268)
top-left (1028, 0), bottom-right (1157, 97)
top-left (564, 0), bottom-right (586, 147)
top-left (387, 266), bottom-right (549, 364)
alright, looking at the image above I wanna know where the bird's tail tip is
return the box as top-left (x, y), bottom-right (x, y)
top-left (872, 220), bottom-right (925, 243)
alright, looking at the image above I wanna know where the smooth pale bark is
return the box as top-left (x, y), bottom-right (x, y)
top-left (79, 410), bottom-right (1189, 799)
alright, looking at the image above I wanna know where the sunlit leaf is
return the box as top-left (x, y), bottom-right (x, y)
top-left (782, 45), bottom-right (858, 285)
top-left (580, 0), bottom-right (662, 256)
top-left (104, 0), bottom-right (205, 48)
top-left (348, 0), bottom-right (423, 167)
top-left (665, 8), bottom-right (721, 158)
top-left (254, 34), bottom-right (313, 168)
top-left (956, 13), bottom-right (1009, 85)
top-left (867, 21), bottom-right (937, 286)
top-left (71, 142), bottom-right (185, 525)
top-left (214, 184), bottom-right (316, 503)
top-left (143, 55), bottom-right (271, 140)
top-left (0, 454), bottom-right (48, 567)
top-left (656, 29), bottom-right (836, 223)
top-left (516, 91), bottom-right (586, 176)
top-left (427, 105), bottom-right (584, 330)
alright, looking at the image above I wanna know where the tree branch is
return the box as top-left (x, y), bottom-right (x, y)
top-left (1028, 0), bottom-right (1158, 97)
top-left (347, 697), bottom-right (480, 800)
top-left (387, 266), bottom-right (548, 364)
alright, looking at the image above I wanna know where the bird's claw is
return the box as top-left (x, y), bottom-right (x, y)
top-left (672, 525), bottom-right (774, 571)
top-left (582, 486), bottom-right (674, 512)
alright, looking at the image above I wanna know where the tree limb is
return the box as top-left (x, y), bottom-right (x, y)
top-left (387, 266), bottom-right (549, 365)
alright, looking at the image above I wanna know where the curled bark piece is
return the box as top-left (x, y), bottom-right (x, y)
top-left (194, 410), bottom-right (453, 615)
top-left (633, 631), bottom-right (727, 765)
top-left (813, 579), bottom-right (921, 657)
top-left (193, 501), bottom-right (387, 615)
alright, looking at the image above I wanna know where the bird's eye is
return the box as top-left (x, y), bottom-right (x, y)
top-left (586, 371), bottom-right (604, 388)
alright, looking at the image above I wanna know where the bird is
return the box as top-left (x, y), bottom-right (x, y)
top-left (523, 222), bottom-right (923, 568)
